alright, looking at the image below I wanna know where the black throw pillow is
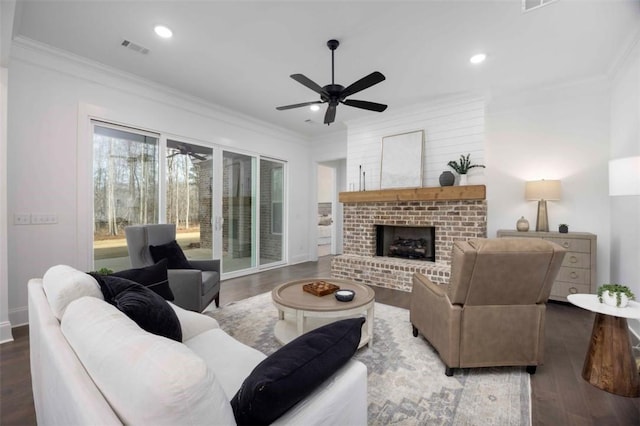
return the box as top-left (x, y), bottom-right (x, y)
top-left (111, 258), bottom-right (174, 301)
top-left (90, 273), bottom-right (182, 342)
top-left (231, 317), bottom-right (365, 425)
top-left (149, 240), bottom-right (192, 270)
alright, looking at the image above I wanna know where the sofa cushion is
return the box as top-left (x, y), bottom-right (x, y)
top-left (231, 317), bottom-right (365, 425)
top-left (111, 258), bottom-right (175, 301)
top-left (61, 297), bottom-right (236, 426)
top-left (185, 328), bottom-right (267, 399)
top-left (149, 240), bottom-right (192, 270)
top-left (91, 274), bottom-right (182, 342)
top-left (169, 302), bottom-right (220, 341)
top-left (42, 265), bottom-right (103, 320)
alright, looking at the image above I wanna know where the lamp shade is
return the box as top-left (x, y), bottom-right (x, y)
top-left (609, 156), bottom-right (640, 196)
top-left (525, 180), bottom-right (561, 201)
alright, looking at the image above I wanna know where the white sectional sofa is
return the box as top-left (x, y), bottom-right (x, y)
top-left (28, 265), bottom-right (368, 425)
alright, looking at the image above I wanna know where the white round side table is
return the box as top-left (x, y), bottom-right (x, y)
top-left (567, 293), bottom-right (640, 397)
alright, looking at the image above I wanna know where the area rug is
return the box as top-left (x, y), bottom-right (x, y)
top-left (207, 292), bottom-right (531, 426)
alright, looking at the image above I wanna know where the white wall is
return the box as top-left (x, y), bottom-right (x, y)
top-left (6, 40), bottom-right (313, 326)
top-left (485, 79), bottom-right (612, 285)
top-left (609, 36), bottom-right (640, 333)
top-left (1, 0), bottom-right (16, 343)
top-left (317, 165), bottom-right (334, 203)
top-left (346, 96), bottom-right (485, 190)
top-left (0, 66), bottom-right (12, 343)
top-left (342, 82), bottom-right (612, 288)
top-left (309, 129), bottom-right (348, 257)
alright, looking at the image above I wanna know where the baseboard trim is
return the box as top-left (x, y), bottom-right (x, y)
top-left (289, 254), bottom-right (309, 265)
top-left (9, 306), bottom-right (28, 328)
top-left (0, 320), bottom-right (14, 344)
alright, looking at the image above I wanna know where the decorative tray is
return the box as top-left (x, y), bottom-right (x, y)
top-left (302, 280), bottom-right (340, 297)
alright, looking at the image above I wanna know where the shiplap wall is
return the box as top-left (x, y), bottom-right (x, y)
top-left (345, 96), bottom-right (485, 190)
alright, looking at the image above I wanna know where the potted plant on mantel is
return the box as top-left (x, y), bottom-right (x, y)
top-left (597, 283), bottom-right (636, 308)
top-left (447, 154), bottom-right (485, 185)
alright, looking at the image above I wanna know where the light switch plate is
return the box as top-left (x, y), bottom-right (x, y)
top-left (31, 213), bottom-right (58, 224)
top-left (13, 213), bottom-right (31, 225)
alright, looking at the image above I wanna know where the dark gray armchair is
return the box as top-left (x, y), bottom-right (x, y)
top-left (124, 224), bottom-right (220, 312)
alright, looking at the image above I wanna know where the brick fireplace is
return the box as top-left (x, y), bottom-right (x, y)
top-left (330, 186), bottom-right (487, 292)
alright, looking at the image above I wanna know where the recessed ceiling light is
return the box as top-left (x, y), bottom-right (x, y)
top-left (470, 53), bottom-right (486, 64)
top-left (310, 104), bottom-right (321, 112)
top-left (154, 25), bottom-right (173, 39)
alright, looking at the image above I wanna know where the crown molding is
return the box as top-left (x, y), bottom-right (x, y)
top-left (10, 36), bottom-right (310, 145)
top-left (607, 27), bottom-right (640, 80)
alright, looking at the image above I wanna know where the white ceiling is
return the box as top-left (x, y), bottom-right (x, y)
top-left (10, 0), bottom-right (640, 137)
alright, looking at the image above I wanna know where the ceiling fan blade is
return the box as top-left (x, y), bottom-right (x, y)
top-left (190, 153), bottom-right (207, 161)
top-left (342, 99), bottom-right (388, 112)
top-left (290, 74), bottom-right (328, 96)
top-left (324, 104), bottom-right (337, 125)
top-left (276, 101), bottom-right (324, 111)
top-left (340, 71), bottom-right (385, 99)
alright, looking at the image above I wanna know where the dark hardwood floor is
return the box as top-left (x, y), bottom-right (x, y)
top-left (1, 256), bottom-right (638, 425)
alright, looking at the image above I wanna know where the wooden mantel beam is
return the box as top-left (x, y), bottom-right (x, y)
top-left (338, 185), bottom-right (486, 203)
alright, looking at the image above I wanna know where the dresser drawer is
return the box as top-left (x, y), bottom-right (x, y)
top-left (496, 230), bottom-right (597, 300)
top-left (550, 281), bottom-right (590, 299)
top-left (556, 267), bottom-right (590, 284)
top-left (544, 237), bottom-right (591, 253)
top-left (562, 252), bottom-right (590, 269)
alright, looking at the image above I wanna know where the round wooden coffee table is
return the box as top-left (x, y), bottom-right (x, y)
top-left (271, 278), bottom-right (375, 348)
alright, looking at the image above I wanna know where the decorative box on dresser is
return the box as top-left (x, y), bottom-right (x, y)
top-left (496, 230), bottom-right (597, 302)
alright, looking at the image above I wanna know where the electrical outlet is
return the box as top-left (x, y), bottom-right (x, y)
top-left (31, 213), bottom-right (58, 225)
top-left (13, 213), bottom-right (31, 225)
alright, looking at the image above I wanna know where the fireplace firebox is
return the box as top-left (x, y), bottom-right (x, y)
top-left (375, 225), bottom-right (435, 261)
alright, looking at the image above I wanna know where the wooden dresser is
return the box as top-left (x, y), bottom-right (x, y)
top-left (497, 230), bottom-right (597, 302)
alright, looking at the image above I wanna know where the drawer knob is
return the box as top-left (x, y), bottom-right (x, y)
top-left (570, 256), bottom-right (578, 263)
top-left (562, 242), bottom-right (570, 248)
top-left (570, 271), bottom-right (578, 279)
top-left (569, 287), bottom-right (578, 294)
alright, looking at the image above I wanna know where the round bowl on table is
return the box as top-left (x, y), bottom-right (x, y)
top-left (335, 289), bottom-right (355, 302)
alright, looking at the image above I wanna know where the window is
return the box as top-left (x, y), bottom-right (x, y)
top-left (166, 139), bottom-right (213, 260)
top-left (271, 166), bottom-right (283, 234)
top-left (259, 158), bottom-right (284, 267)
top-left (92, 123), bottom-right (159, 271)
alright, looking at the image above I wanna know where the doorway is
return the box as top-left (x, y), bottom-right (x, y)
top-left (316, 160), bottom-right (345, 257)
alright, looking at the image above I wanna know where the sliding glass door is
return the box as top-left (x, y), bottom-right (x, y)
top-left (220, 153), bottom-right (286, 273)
top-left (166, 139), bottom-right (213, 261)
top-left (92, 121), bottom-right (286, 276)
top-left (222, 151), bottom-right (256, 273)
top-left (92, 124), bottom-right (159, 271)
top-left (259, 158), bottom-right (285, 267)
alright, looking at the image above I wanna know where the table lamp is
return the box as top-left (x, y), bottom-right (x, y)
top-left (525, 179), bottom-right (561, 232)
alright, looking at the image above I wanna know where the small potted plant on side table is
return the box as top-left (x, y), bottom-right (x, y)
top-left (597, 283), bottom-right (635, 308)
top-left (447, 154), bottom-right (485, 185)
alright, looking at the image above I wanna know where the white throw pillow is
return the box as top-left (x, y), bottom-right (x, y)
top-left (42, 264), bottom-right (103, 320)
top-left (61, 297), bottom-right (236, 426)
top-left (168, 301), bottom-right (220, 341)
top-left (185, 328), bottom-right (267, 399)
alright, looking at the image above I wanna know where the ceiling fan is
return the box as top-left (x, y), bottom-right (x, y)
top-left (167, 143), bottom-right (207, 161)
top-left (276, 39), bottom-right (387, 125)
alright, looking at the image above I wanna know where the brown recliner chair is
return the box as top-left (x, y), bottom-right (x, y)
top-left (410, 238), bottom-right (566, 376)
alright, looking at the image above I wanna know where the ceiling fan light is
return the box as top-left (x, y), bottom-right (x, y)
top-left (154, 25), bottom-right (173, 39)
top-left (310, 104), bottom-right (320, 111)
top-left (470, 53), bottom-right (486, 64)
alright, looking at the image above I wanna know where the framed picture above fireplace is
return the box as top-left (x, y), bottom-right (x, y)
top-left (380, 130), bottom-right (424, 189)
